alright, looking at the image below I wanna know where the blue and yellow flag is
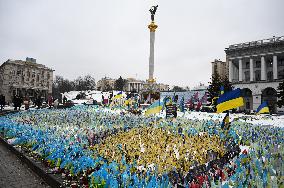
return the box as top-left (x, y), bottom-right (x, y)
top-left (145, 100), bottom-right (164, 116)
top-left (180, 96), bottom-right (185, 112)
top-left (220, 85), bottom-right (225, 95)
top-left (256, 101), bottom-right (269, 114)
top-left (164, 96), bottom-right (172, 106)
top-left (216, 88), bottom-right (244, 113)
top-left (114, 91), bottom-right (123, 99)
top-left (221, 112), bottom-right (230, 130)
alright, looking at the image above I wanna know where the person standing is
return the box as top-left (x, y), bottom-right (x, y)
top-left (63, 95), bottom-right (67, 105)
top-left (48, 94), bottom-right (53, 108)
top-left (13, 95), bottom-right (21, 111)
top-left (23, 96), bottom-right (30, 110)
top-left (36, 95), bottom-right (42, 109)
top-left (0, 94), bottom-right (5, 111)
top-left (53, 99), bottom-right (59, 109)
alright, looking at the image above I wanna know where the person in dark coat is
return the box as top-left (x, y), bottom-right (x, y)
top-left (13, 95), bottom-right (22, 111)
top-left (0, 94), bottom-right (5, 111)
top-left (36, 95), bottom-right (42, 109)
top-left (63, 96), bottom-right (67, 105)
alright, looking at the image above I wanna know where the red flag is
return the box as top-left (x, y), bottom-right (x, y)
top-left (201, 93), bottom-right (207, 103)
top-left (186, 97), bottom-right (193, 109)
top-left (194, 92), bottom-right (199, 101)
top-left (196, 101), bottom-right (202, 110)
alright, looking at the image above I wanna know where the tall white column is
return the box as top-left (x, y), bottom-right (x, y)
top-left (148, 22), bottom-right (157, 83)
top-left (229, 60), bottom-right (233, 82)
top-left (149, 31), bottom-right (155, 81)
top-left (238, 59), bottom-right (243, 82)
top-left (273, 55), bottom-right (278, 80)
top-left (261, 56), bottom-right (267, 81)
top-left (250, 58), bottom-right (254, 82)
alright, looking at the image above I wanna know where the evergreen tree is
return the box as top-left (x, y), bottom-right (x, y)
top-left (277, 81), bottom-right (284, 108)
top-left (207, 68), bottom-right (233, 108)
top-left (208, 68), bottom-right (222, 107)
top-left (172, 86), bottom-right (185, 92)
top-left (222, 75), bottom-right (233, 92)
top-left (114, 76), bottom-right (127, 91)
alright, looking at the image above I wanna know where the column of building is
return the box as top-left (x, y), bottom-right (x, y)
top-left (238, 59), bottom-right (242, 82)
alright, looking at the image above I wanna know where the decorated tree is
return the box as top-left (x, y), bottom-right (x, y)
top-left (277, 80), bottom-right (284, 108)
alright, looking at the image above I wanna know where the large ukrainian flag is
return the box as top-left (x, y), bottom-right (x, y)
top-left (256, 101), bottom-right (269, 114)
top-left (216, 88), bottom-right (244, 113)
top-left (145, 100), bottom-right (164, 116)
top-left (114, 91), bottom-right (123, 99)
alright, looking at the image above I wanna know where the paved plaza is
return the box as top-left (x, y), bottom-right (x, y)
top-left (0, 141), bottom-right (49, 188)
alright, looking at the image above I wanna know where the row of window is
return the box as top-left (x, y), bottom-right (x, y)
top-left (243, 69), bottom-right (284, 81)
top-left (10, 70), bottom-right (51, 79)
top-left (243, 59), bottom-right (284, 69)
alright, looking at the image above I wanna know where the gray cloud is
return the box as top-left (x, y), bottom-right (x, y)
top-left (0, 0), bottom-right (283, 87)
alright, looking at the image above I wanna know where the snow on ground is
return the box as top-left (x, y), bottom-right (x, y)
top-left (178, 111), bottom-right (284, 128)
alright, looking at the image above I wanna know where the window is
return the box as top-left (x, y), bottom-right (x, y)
top-left (279, 59), bottom-right (284, 66)
top-left (255, 61), bottom-right (261, 68)
top-left (245, 62), bottom-right (250, 69)
top-left (17, 70), bottom-right (21, 75)
top-left (255, 70), bottom-right (261, 81)
top-left (267, 71), bottom-right (273, 81)
top-left (278, 69), bottom-right (284, 79)
top-left (267, 61), bottom-right (273, 68)
top-left (244, 71), bottom-right (250, 82)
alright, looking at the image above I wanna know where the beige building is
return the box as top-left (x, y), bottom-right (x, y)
top-left (211, 59), bottom-right (228, 79)
top-left (96, 77), bottom-right (116, 91)
top-left (0, 57), bottom-right (54, 103)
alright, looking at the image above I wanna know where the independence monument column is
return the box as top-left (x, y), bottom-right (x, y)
top-left (147, 5), bottom-right (158, 86)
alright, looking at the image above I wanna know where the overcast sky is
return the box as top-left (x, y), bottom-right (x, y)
top-left (0, 0), bottom-right (283, 88)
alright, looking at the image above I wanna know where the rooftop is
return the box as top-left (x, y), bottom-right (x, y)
top-left (0, 58), bottom-right (54, 71)
top-left (225, 36), bottom-right (284, 51)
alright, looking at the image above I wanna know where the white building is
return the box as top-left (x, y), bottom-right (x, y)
top-left (125, 78), bottom-right (145, 93)
top-left (225, 36), bottom-right (284, 113)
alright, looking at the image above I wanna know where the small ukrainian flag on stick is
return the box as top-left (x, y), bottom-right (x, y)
top-left (256, 101), bottom-right (270, 114)
top-left (220, 85), bottom-right (225, 95)
top-left (221, 112), bottom-right (230, 130)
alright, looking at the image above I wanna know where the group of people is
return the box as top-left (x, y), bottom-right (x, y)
top-left (0, 94), bottom-right (60, 111)
top-left (0, 105), bottom-right (283, 187)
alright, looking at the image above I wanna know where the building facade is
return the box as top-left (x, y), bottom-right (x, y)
top-left (0, 58), bottom-right (54, 103)
top-left (96, 77), bottom-right (116, 91)
top-left (124, 78), bottom-right (145, 93)
top-left (225, 36), bottom-right (284, 113)
top-left (211, 59), bottom-right (228, 79)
